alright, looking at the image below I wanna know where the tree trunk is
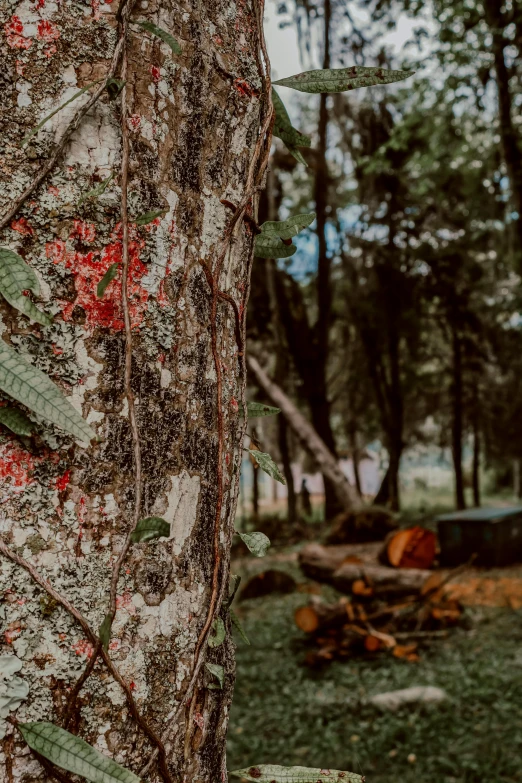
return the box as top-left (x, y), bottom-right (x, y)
top-left (472, 413), bottom-right (481, 508)
top-left (278, 416), bottom-right (297, 524)
top-left (451, 330), bottom-right (466, 510)
top-left (0, 3), bottom-right (266, 780)
top-left (247, 356), bottom-right (359, 511)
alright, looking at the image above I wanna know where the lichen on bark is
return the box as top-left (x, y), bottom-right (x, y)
top-left (0, 0), bottom-right (266, 780)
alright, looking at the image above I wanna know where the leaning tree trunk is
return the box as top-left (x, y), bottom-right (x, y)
top-left (0, 2), bottom-right (267, 781)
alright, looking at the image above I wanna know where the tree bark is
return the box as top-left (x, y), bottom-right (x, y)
top-left (451, 330), bottom-right (466, 510)
top-left (472, 412), bottom-right (481, 508)
top-left (0, 2), bottom-right (266, 780)
top-left (247, 356), bottom-right (359, 511)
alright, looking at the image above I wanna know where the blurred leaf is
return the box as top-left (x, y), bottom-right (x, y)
top-left (79, 173), bottom-right (114, 205)
top-left (97, 264), bottom-right (119, 298)
top-left (18, 722), bottom-right (140, 782)
top-left (205, 662), bottom-right (224, 689)
top-left (21, 79), bottom-right (104, 146)
top-left (135, 21), bottom-right (181, 54)
top-left (236, 531), bottom-right (271, 557)
top-left (98, 615), bottom-right (111, 653)
top-left (248, 450), bottom-right (286, 485)
top-left (130, 517), bottom-right (171, 543)
top-left (254, 234), bottom-right (296, 259)
top-left (273, 66), bottom-right (413, 93)
top-left (244, 402), bottom-right (281, 418)
top-left (0, 341), bottom-right (95, 444)
top-left (259, 213), bottom-right (316, 240)
top-left (230, 609), bottom-right (250, 645)
top-left (230, 767), bottom-right (364, 783)
top-left (209, 618), bottom-right (226, 648)
top-left (0, 407), bottom-right (34, 436)
top-left (0, 248), bottom-right (52, 326)
top-left (133, 209), bottom-right (168, 226)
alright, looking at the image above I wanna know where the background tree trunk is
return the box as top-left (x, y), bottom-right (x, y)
top-left (0, 2), bottom-right (265, 780)
top-left (451, 329), bottom-right (466, 510)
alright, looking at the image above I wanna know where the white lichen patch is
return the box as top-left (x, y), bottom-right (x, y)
top-left (152, 470), bottom-right (200, 556)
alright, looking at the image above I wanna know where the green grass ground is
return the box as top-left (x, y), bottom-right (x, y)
top-left (227, 582), bottom-right (522, 783)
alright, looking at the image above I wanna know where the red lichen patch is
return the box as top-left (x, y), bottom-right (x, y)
top-left (55, 469), bottom-right (71, 493)
top-left (36, 19), bottom-right (60, 42)
top-left (72, 639), bottom-right (94, 658)
top-left (230, 397), bottom-right (239, 413)
top-left (150, 65), bottom-right (160, 83)
top-left (71, 219), bottom-right (96, 245)
top-left (11, 217), bottom-right (33, 235)
top-left (48, 185), bottom-right (60, 196)
top-left (0, 442), bottom-right (37, 490)
top-left (15, 59), bottom-right (25, 76)
top-left (44, 44), bottom-right (57, 58)
top-left (233, 78), bottom-right (258, 99)
top-left (116, 592), bottom-right (136, 614)
top-left (4, 16), bottom-right (32, 49)
top-left (4, 623), bottom-right (22, 644)
top-left (128, 114), bottom-right (141, 132)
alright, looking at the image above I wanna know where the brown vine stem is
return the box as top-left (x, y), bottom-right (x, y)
top-left (141, 2), bottom-right (274, 775)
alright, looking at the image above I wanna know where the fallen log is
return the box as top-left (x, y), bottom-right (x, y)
top-left (298, 542), bottom-right (382, 582)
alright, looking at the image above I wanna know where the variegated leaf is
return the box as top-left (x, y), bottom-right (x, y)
top-left (97, 264), bottom-right (119, 298)
top-left (230, 766), bottom-right (364, 783)
top-left (0, 341), bottom-right (95, 444)
top-left (272, 89), bottom-right (311, 149)
top-left (236, 531), bottom-right (271, 558)
top-left (259, 213), bottom-right (316, 241)
top-left (0, 407), bottom-right (34, 436)
top-left (208, 618), bottom-right (226, 648)
top-left (273, 66), bottom-right (412, 94)
top-left (130, 517), bottom-right (171, 543)
top-left (0, 248), bottom-right (52, 326)
top-left (205, 662), bottom-right (224, 689)
top-left (245, 402), bottom-right (281, 418)
top-left (254, 234), bottom-right (297, 259)
top-left (133, 209), bottom-right (168, 226)
top-left (248, 450), bottom-right (286, 485)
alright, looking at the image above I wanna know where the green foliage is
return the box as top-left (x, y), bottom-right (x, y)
top-left (236, 531), bottom-right (271, 557)
top-left (259, 213), bottom-right (316, 240)
top-left (205, 662), bottom-right (225, 689)
top-left (272, 89), bottom-right (311, 165)
top-left (248, 450), bottom-right (286, 485)
top-left (130, 517), bottom-right (171, 543)
top-left (98, 615), bottom-right (111, 653)
top-left (254, 234), bottom-right (297, 259)
top-left (0, 341), bottom-right (95, 444)
top-left (230, 609), bottom-right (250, 645)
top-left (18, 722), bottom-right (140, 783)
top-left (0, 407), bottom-right (34, 436)
top-left (97, 264), bottom-right (119, 299)
top-left (105, 78), bottom-right (125, 101)
top-left (79, 173), bottom-right (114, 205)
top-left (273, 66), bottom-right (413, 94)
top-left (21, 79), bottom-right (104, 146)
top-left (245, 402), bottom-right (281, 418)
top-left (209, 618), bottom-right (226, 648)
top-left (230, 767), bottom-right (363, 783)
top-left (135, 21), bottom-right (181, 54)
top-left (0, 248), bottom-right (52, 326)
top-left (133, 209), bottom-right (168, 226)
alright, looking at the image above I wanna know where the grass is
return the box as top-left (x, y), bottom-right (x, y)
top-left (227, 591), bottom-right (522, 783)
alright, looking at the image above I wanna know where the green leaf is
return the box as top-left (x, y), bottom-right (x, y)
top-left (230, 767), bottom-right (364, 783)
top-left (0, 248), bottom-right (52, 326)
top-left (130, 517), bottom-right (171, 543)
top-left (230, 609), bottom-right (250, 645)
top-left (134, 21), bottom-right (181, 55)
top-left (287, 145), bottom-right (309, 167)
top-left (97, 264), bottom-right (119, 298)
top-left (79, 173), bottom-right (114, 206)
top-left (133, 209), bottom-right (168, 226)
top-left (208, 618), bottom-right (226, 648)
top-left (273, 66), bottom-right (413, 94)
top-left (0, 407), bottom-right (34, 436)
top-left (21, 79), bottom-right (104, 146)
top-left (245, 402), bottom-right (281, 418)
top-left (0, 340), bottom-right (95, 444)
top-left (248, 450), bottom-right (286, 485)
top-left (259, 212), bottom-right (316, 240)
top-left (98, 615), bottom-right (111, 653)
top-left (254, 234), bottom-right (297, 259)
top-left (106, 78), bottom-right (125, 101)
top-left (19, 722), bottom-right (140, 783)
top-left (272, 89), bottom-right (311, 149)
top-left (205, 662), bottom-right (224, 689)
top-left (226, 574), bottom-right (242, 608)
top-left (236, 531), bottom-right (271, 558)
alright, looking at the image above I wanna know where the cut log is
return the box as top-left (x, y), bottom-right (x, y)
top-left (333, 562), bottom-right (432, 597)
top-left (294, 596), bottom-right (351, 633)
top-left (298, 542), bottom-right (382, 582)
top-left (383, 526), bottom-right (437, 569)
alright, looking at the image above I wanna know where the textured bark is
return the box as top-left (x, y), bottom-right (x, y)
top-left (247, 356), bottom-right (359, 510)
top-left (0, 1), bottom-right (265, 781)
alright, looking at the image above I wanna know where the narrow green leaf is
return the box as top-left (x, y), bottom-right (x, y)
top-left (106, 78), bottom-right (125, 101)
top-left (135, 21), bottom-right (181, 55)
top-left (273, 66), bottom-right (413, 94)
top-left (19, 722), bottom-right (140, 783)
top-left (272, 89), bottom-right (311, 149)
top-left (245, 402), bottom-right (281, 418)
top-left (0, 407), bottom-right (34, 436)
top-left (133, 209), bottom-right (168, 226)
top-left (97, 264), bottom-right (119, 298)
top-left (0, 341), bottom-right (95, 444)
top-left (287, 145), bottom-right (308, 167)
top-left (259, 212), bottom-right (316, 240)
top-left (0, 248), bottom-right (52, 326)
top-left (254, 234), bottom-right (297, 259)
top-left (205, 662), bottom-right (224, 689)
top-left (236, 531), bottom-right (271, 558)
top-left (230, 609), bottom-right (250, 645)
top-left (226, 574), bottom-right (242, 609)
top-left (98, 615), bottom-right (111, 653)
top-left (21, 79), bottom-right (104, 146)
top-left (208, 618), bottom-right (226, 648)
top-left (79, 173), bottom-right (114, 206)
top-left (130, 517), bottom-right (171, 543)
top-left (230, 767), bottom-right (364, 783)
top-left (248, 450), bottom-right (286, 485)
